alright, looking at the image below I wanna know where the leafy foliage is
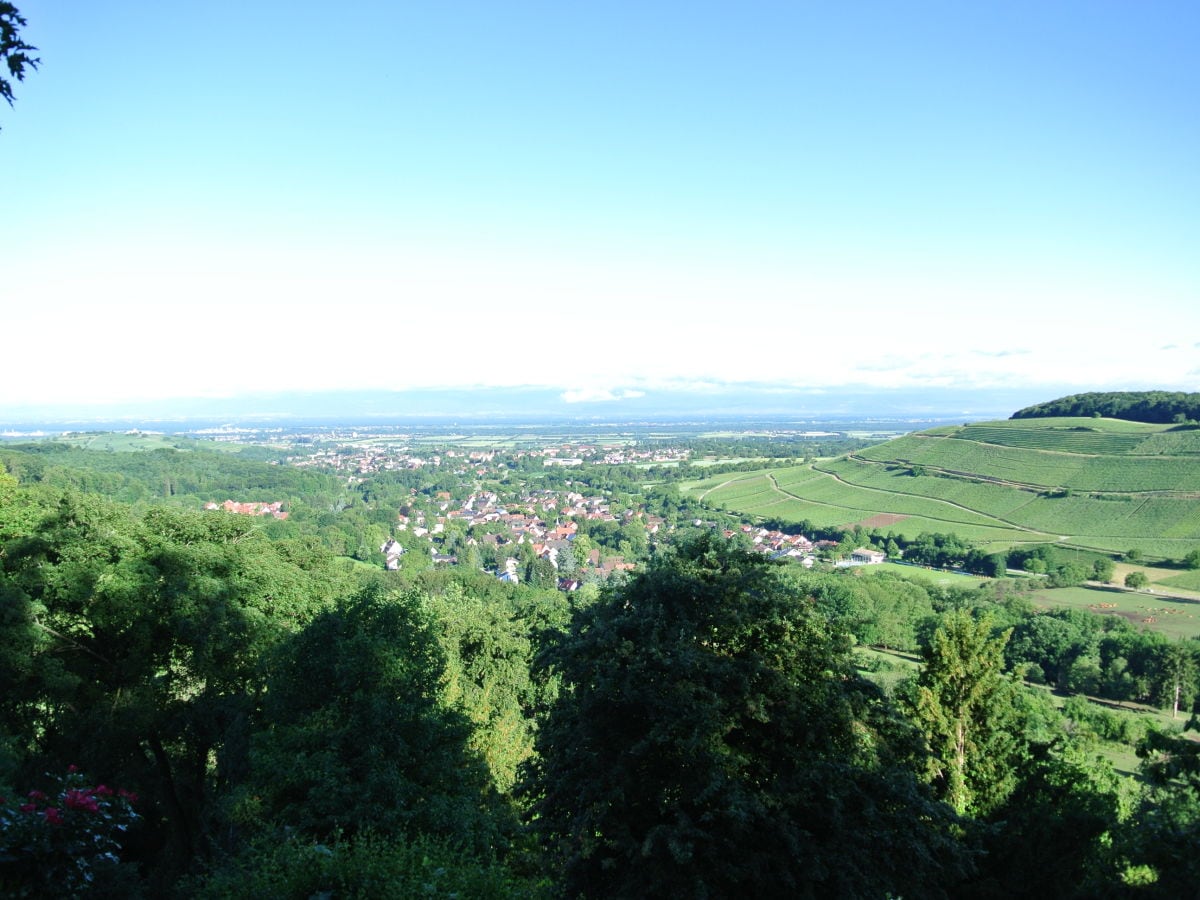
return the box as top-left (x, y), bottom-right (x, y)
top-left (0, 489), bottom-right (348, 878)
top-left (963, 743), bottom-right (1124, 899)
top-left (425, 586), bottom-right (546, 794)
top-left (239, 587), bottom-right (507, 850)
top-left (1012, 391), bottom-right (1200, 424)
top-left (1106, 720), bottom-right (1200, 896)
top-left (524, 533), bottom-right (965, 898)
top-left (0, 2), bottom-right (37, 116)
top-left (193, 831), bottom-right (540, 900)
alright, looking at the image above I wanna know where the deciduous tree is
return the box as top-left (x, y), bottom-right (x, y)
top-left (524, 533), bottom-right (965, 898)
top-left (242, 587), bottom-right (506, 850)
top-left (1152, 642), bottom-right (1197, 719)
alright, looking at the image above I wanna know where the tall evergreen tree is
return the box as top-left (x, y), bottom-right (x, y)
top-left (905, 610), bottom-right (1026, 817)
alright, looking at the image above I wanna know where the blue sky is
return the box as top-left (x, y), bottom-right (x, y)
top-left (2, 1), bottom-right (1198, 412)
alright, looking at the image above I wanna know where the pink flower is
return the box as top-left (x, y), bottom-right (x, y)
top-left (94, 784), bottom-right (113, 797)
top-left (64, 788), bottom-right (100, 813)
top-left (67, 764), bottom-right (79, 773)
top-left (19, 802), bottom-right (36, 813)
top-left (43, 807), bottom-right (64, 825)
top-left (27, 789), bottom-right (46, 801)
top-left (118, 788), bottom-right (138, 804)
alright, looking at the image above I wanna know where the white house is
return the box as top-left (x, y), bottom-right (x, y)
top-left (850, 547), bottom-right (886, 565)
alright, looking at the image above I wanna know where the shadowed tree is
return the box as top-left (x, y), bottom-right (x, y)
top-left (0, 491), bottom-right (345, 879)
top-left (1105, 718), bottom-right (1200, 894)
top-left (241, 587), bottom-right (510, 852)
top-left (522, 533), bottom-right (966, 899)
top-left (1152, 642), bottom-right (1198, 719)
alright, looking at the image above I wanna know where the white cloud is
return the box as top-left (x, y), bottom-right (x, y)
top-left (561, 388), bottom-right (646, 403)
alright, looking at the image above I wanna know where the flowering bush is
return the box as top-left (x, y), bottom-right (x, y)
top-left (0, 766), bottom-right (140, 897)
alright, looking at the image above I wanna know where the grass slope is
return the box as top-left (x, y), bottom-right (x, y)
top-left (686, 417), bottom-right (1200, 561)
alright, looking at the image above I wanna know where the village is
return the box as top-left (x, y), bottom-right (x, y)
top-left (283, 441), bottom-right (691, 477)
top-left (212, 436), bottom-right (886, 587)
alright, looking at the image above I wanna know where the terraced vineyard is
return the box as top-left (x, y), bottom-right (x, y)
top-left (685, 416), bottom-right (1200, 559)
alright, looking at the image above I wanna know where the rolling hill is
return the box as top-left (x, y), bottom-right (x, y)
top-left (684, 417), bottom-right (1200, 560)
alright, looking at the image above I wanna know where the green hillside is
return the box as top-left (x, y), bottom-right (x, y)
top-left (685, 416), bottom-right (1200, 560)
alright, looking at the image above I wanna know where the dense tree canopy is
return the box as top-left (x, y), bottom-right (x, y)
top-left (240, 587), bottom-right (507, 850)
top-left (0, 489), bottom-right (350, 879)
top-left (1012, 391), bottom-right (1200, 424)
top-left (523, 533), bottom-right (965, 898)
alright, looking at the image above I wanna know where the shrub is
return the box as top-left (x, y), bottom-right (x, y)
top-left (0, 767), bottom-right (140, 897)
top-left (193, 831), bottom-right (540, 899)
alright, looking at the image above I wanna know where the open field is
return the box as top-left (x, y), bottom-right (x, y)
top-left (56, 432), bottom-right (191, 452)
top-left (685, 417), bottom-right (1200, 562)
top-left (873, 562), bottom-right (993, 588)
top-left (695, 466), bottom-right (1056, 547)
top-left (1028, 585), bottom-right (1200, 641)
top-left (1157, 569), bottom-right (1200, 592)
top-left (51, 432), bottom-right (253, 455)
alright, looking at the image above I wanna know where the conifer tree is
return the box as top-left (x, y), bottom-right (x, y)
top-left (906, 611), bottom-right (1026, 816)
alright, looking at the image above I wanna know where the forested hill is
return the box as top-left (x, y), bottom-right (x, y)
top-left (1012, 391), bottom-right (1200, 424)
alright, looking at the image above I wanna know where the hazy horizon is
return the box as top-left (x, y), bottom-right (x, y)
top-left (0, 381), bottom-right (1095, 428)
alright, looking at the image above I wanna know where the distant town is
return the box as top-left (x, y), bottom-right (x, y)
top-left (204, 432), bottom-right (885, 587)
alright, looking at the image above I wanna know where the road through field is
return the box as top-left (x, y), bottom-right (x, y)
top-left (698, 467), bottom-right (1048, 535)
top-left (792, 467), bottom-right (1056, 537)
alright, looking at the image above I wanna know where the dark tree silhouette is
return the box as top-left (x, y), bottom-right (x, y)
top-left (1, 3), bottom-right (38, 118)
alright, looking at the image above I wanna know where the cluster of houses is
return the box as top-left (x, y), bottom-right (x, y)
top-left (371, 485), bottom-right (660, 583)
top-left (540, 445), bottom-right (691, 466)
top-left (286, 446), bottom-right (437, 475)
top-left (203, 499), bottom-right (289, 520)
top-left (380, 489), bottom-right (889, 585)
top-left (727, 524), bottom-right (888, 568)
top-left (598, 447), bottom-right (690, 465)
top-left (285, 441), bottom-right (689, 479)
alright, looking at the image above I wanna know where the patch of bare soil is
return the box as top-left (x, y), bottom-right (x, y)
top-left (851, 513), bottom-right (910, 529)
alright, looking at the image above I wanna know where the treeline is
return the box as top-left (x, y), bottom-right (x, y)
top-left (797, 562), bottom-right (1200, 715)
top-left (0, 442), bottom-right (346, 508)
top-left (1012, 391), bottom-right (1200, 424)
top-left (667, 435), bottom-right (874, 459)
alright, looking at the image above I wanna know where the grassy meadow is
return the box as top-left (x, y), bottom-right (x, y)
top-left (55, 431), bottom-right (189, 452)
top-left (874, 561), bottom-right (992, 588)
top-left (1025, 584), bottom-right (1200, 641)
